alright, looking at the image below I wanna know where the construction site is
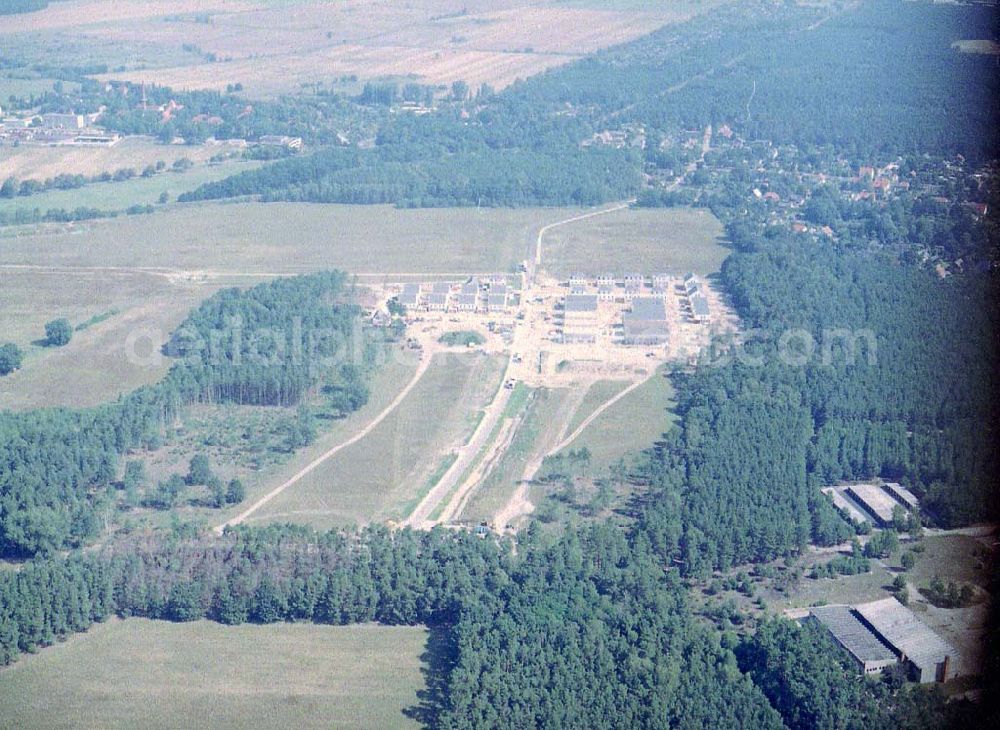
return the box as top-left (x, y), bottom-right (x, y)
top-left (374, 268), bottom-right (737, 387)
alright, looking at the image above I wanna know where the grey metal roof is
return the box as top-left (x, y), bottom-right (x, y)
top-left (564, 294), bottom-right (598, 313)
top-left (431, 282), bottom-right (453, 294)
top-left (426, 292), bottom-right (448, 305)
top-left (854, 598), bottom-right (958, 671)
top-left (810, 605), bottom-right (896, 664)
top-left (883, 482), bottom-right (919, 510)
top-left (623, 319), bottom-right (669, 340)
top-left (402, 282), bottom-right (420, 295)
top-left (628, 297), bottom-right (666, 321)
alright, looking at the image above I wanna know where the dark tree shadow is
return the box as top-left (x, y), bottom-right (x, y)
top-left (403, 622), bottom-right (458, 728)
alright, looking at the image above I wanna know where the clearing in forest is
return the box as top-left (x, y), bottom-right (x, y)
top-left (245, 352), bottom-right (506, 528)
top-left (0, 618), bottom-right (427, 730)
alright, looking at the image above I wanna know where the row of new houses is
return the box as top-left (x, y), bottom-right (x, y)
top-left (396, 277), bottom-right (510, 313)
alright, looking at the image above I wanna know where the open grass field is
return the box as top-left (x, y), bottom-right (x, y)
top-left (0, 202), bottom-right (554, 274)
top-left (0, 204), bottom-right (723, 411)
top-left (0, 618), bottom-right (427, 730)
top-left (245, 351), bottom-right (505, 528)
top-left (0, 76), bottom-right (78, 100)
top-left (3, 202), bottom-right (727, 277)
top-left (563, 379), bottom-right (630, 436)
top-left (0, 137), bottom-right (225, 180)
top-left (460, 386), bottom-right (577, 524)
top-left (900, 533), bottom-right (995, 677)
top-left (0, 159), bottom-right (261, 218)
top-left (543, 206), bottom-right (728, 277)
top-left (134, 349), bottom-right (423, 533)
top-left (904, 533), bottom-right (993, 591)
top-left (0, 269), bottom-right (227, 410)
top-left (558, 369), bottom-right (676, 470)
top-left (0, 1), bottom-right (728, 96)
top-left (760, 559), bottom-right (896, 613)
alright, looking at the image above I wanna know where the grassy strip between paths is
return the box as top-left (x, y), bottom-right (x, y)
top-left (396, 452), bottom-right (459, 522)
top-left (427, 384), bottom-right (533, 522)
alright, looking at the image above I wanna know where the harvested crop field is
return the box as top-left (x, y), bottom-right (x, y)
top-left (0, 137), bottom-right (226, 180)
top-left (3, 0), bottom-right (730, 95)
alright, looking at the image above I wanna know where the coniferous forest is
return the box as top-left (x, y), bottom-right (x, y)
top-left (0, 272), bottom-right (373, 557)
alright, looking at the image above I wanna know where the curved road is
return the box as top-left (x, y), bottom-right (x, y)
top-left (532, 201), bottom-right (634, 267)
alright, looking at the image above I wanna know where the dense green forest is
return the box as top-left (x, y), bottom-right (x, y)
top-left (635, 226), bottom-right (998, 574)
top-left (0, 272), bottom-right (374, 558)
top-left (0, 522), bottom-right (978, 727)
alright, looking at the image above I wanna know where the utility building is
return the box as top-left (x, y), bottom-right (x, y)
top-left (846, 484), bottom-right (899, 526)
top-left (883, 482), bottom-right (919, 511)
top-left (808, 605), bottom-right (897, 675)
top-left (809, 598), bottom-right (959, 683)
top-left (623, 297), bottom-right (669, 345)
top-left (854, 598), bottom-right (959, 683)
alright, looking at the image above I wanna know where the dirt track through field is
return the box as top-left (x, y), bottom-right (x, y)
top-left (402, 364), bottom-right (513, 529)
top-left (216, 351), bottom-right (433, 533)
top-left (546, 374), bottom-right (651, 457)
top-left (533, 202), bottom-right (633, 267)
top-left (491, 374), bottom-right (652, 530)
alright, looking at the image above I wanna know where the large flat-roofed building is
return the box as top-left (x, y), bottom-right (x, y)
top-left (564, 294), bottom-right (598, 314)
top-left (455, 293), bottom-right (478, 311)
top-left (822, 488), bottom-right (871, 525)
top-left (808, 605), bottom-right (897, 675)
top-left (854, 598), bottom-right (959, 683)
top-left (486, 292), bottom-right (508, 313)
top-left (623, 297), bottom-right (669, 345)
top-left (846, 483), bottom-right (899, 526)
top-left (562, 294), bottom-right (598, 343)
top-left (41, 113), bottom-right (85, 129)
top-left (689, 292), bottom-right (710, 323)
